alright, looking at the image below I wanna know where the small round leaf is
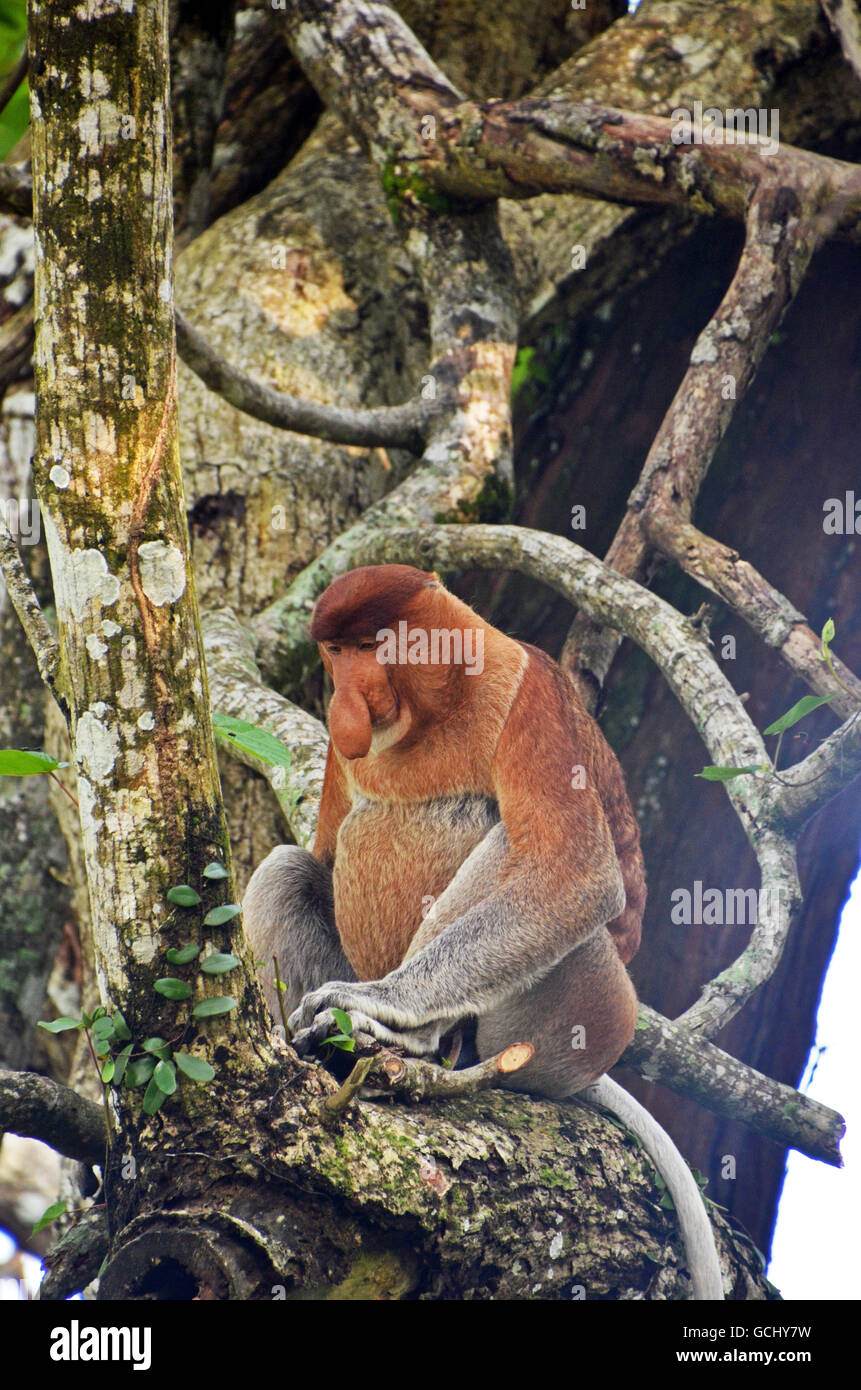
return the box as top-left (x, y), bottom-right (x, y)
top-left (200, 953), bottom-right (240, 975)
top-left (142, 1077), bottom-right (168, 1115)
top-left (203, 862), bottom-right (229, 880)
top-left (166, 944), bottom-right (200, 965)
top-left (203, 904), bottom-right (241, 926)
top-left (192, 996), bottom-right (237, 1018)
top-left (174, 1053), bottom-right (216, 1083)
top-left (153, 978), bottom-right (192, 1000)
top-left (154, 1060), bottom-right (177, 1094)
top-left (167, 885), bottom-right (201, 907)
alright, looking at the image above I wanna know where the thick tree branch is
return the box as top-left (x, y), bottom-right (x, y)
top-left (0, 161), bottom-right (32, 218)
top-left (822, 0), bottom-right (861, 86)
top-left (766, 710), bottom-right (861, 833)
top-left (0, 514), bottom-right (62, 699)
top-left (622, 1006), bottom-right (844, 1167)
top-left (0, 1069), bottom-right (106, 1165)
top-left (563, 179), bottom-right (824, 699)
top-left (201, 606), bottom-right (327, 849)
top-left (176, 308), bottom-right (436, 452)
top-left (278, 3), bottom-right (861, 235)
top-left (0, 51), bottom-right (27, 121)
top-left (0, 301), bottom-right (34, 397)
top-left (648, 513), bottom-right (861, 722)
top-left (347, 522), bottom-right (809, 1038)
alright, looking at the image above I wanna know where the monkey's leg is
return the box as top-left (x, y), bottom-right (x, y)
top-left (243, 845), bottom-right (354, 1019)
top-left (407, 825), bottom-right (636, 1091)
top-left (475, 929), bottom-right (638, 1099)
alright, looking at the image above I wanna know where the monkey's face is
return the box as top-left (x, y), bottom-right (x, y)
top-left (320, 639), bottom-right (408, 760)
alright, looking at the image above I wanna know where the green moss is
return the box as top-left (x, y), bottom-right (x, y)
top-left (381, 162), bottom-right (454, 223)
top-left (539, 1166), bottom-right (576, 1190)
top-left (433, 473), bottom-right (514, 526)
top-left (599, 643), bottom-right (652, 752)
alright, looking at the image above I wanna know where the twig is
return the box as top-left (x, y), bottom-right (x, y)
top-left (323, 1055), bottom-right (375, 1116)
top-left (176, 309), bottom-right (433, 452)
top-left (767, 710), bottom-right (861, 833)
top-left (272, 953), bottom-right (292, 1040)
top-left (362, 1042), bottom-right (534, 1101)
top-left (48, 770), bottom-right (79, 809)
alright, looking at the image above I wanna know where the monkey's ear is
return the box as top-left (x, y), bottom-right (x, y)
top-left (423, 572), bottom-right (441, 588)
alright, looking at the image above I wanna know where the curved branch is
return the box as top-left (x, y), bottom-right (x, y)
top-left (623, 1005), bottom-right (844, 1167)
top-left (563, 179), bottom-right (825, 699)
top-left (0, 1069), bottom-right (105, 1165)
top-left (277, 3), bottom-right (861, 234)
top-left (822, 0), bottom-right (861, 87)
top-left (175, 309), bottom-right (434, 452)
top-left (649, 512), bottom-right (861, 721)
top-left (201, 605), bottom-right (327, 849)
top-left (767, 710), bottom-right (861, 833)
top-left (0, 160), bottom-right (31, 218)
top-left (0, 514), bottom-right (63, 702)
top-left (343, 522), bottom-right (808, 1037)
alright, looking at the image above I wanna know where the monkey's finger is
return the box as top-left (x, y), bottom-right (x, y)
top-left (290, 1011), bottom-right (339, 1055)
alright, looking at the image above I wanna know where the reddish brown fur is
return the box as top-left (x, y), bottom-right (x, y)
top-left (310, 565), bottom-right (646, 1079)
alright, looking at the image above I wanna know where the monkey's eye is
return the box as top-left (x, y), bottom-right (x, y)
top-left (358, 639), bottom-right (378, 651)
top-left (326, 644), bottom-right (342, 655)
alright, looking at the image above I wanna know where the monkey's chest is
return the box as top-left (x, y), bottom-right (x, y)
top-left (333, 793), bottom-right (498, 979)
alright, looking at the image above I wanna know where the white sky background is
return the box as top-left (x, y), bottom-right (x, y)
top-left (767, 860), bottom-right (861, 1299)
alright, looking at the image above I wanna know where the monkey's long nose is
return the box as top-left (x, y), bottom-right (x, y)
top-left (329, 686), bottom-right (373, 759)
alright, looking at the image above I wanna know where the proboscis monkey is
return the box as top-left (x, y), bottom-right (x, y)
top-left (244, 564), bottom-right (723, 1299)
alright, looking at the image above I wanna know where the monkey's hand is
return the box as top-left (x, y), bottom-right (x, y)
top-left (288, 981), bottom-right (445, 1059)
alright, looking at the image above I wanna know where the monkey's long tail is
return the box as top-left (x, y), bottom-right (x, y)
top-left (584, 1075), bottom-right (724, 1301)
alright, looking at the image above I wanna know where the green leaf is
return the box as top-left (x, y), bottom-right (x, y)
top-left (203, 862), bottom-right (230, 880)
top-left (143, 1037), bottom-right (171, 1059)
top-left (174, 1052), bottom-right (216, 1083)
top-left (821, 618), bottom-right (835, 648)
top-left (142, 1077), bottom-right (169, 1115)
top-left (192, 996), bottom-right (237, 1018)
top-left (125, 1057), bottom-right (156, 1088)
top-left (32, 1200), bottom-right (66, 1236)
top-left (212, 714), bottom-right (293, 770)
top-left (112, 1044), bottom-right (133, 1087)
top-left (695, 765), bottom-right (763, 782)
top-left (0, 749), bottom-right (60, 776)
top-left (166, 944), bottom-right (200, 965)
top-left (93, 1035), bottom-right (112, 1057)
top-left (167, 884), bottom-right (201, 906)
top-left (763, 695), bottom-right (833, 736)
top-left (101, 1058), bottom-right (115, 1084)
top-left (91, 1015), bottom-right (115, 1039)
top-left (37, 1016), bottom-right (83, 1033)
top-left (153, 977), bottom-right (193, 1000)
top-left (325, 1035), bottom-right (356, 1052)
top-left (510, 346), bottom-right (549, 401)
top-left (111, 1011), bottom-right (131, 1042)
top-left (203, 903), bottom-right (241, 926)
top-left (154, 1060), bottom-right (177, 1095)
top-left (200, 952), bottom-right (240, 975)
top-left (331, 1008), bottom-right (353, 1035)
